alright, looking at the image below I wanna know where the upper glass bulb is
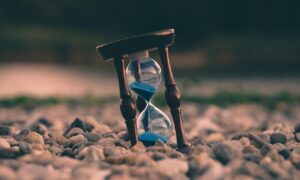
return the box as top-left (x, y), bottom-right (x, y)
top-left (126, 51), bottom-right (162, 101)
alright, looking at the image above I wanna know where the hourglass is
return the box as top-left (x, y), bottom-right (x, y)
top-left (126, 51), bottom-right (172, 146)
top-left (96, 29), bottom-right (188, 151)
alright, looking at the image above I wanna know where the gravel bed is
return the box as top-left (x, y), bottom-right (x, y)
top-left (0, 103), bottom-right (300, 179)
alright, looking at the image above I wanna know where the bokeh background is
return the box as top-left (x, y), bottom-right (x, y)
top-left (1, 0), bottom-right (300, 99)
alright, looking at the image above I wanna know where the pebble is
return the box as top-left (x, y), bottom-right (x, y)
top-left (61, 148), bottom-right (75, 158)
top-left (68, 134), bottom-right (86, 147)
top-left (83, 116), bottom-right (112, 134)
top-left (205, 133), bottom-right (224, 143)
top-left (2, 137), bottom-right (18, 146)
top-left (14, 129), bottom-right (30, 141)
top-left (115, 138), bottom-right (130, 149)
top-left (37, 117), bottom-right (53, 127)
top-left (260, 144), bottom-right (272, 156)
top-left (157, 158), bottom-right (188, 176)
top-left (212, 142), bottom-right (241, 165)
top-left (248, 133), bottom-right (269, 148)
top-left (84, 132), bottom-right (102, 142)
top-left (98, 137), bottom-right (115, 147)
top-left (236, 161), bottom-right (266, 179)
top-left (242, 145), bottom-right (259, 154)
top-left (0, 125), bottom-right (15, 135)
top-left (51, 156), bottom-right (82, 168)
top-left (188, 153), bottom-right (224, 179)
top-left (0, 148), bottom-right (21, 158)
top-left (294, 123), bottom-right (300, 133)
top-left (63, 118), bottom-right (86, 137)
top-left (31, 123), bottom-right (47, 135)
top-left (0, 166), bottom-right (16, 180)
top-left (290, 151), bottom-right (300, 169)
top-left (240, 137), bottom-right (251, 146)
top-left (270, 133), bottom-right (287, 144)
top-left (262, 163), bottom-right (289, 178)
top-left (151, 152), bottom-right (168, 161)
top-left (17, 164), bottom-right (65, 180)
top-left (295, 133), bottom-right (300, 142)
top-left (71, 166), bottom-right (111, 180)
top-left (278, 148), bottom-right (290, 159)
top-left (117, 130), bottom-right (129, 141)
top-left (19, 141), bottom-right (32, 154)
top-left (243, 154), bottom-right (262, 164)
top-left (77, 146), bottom-right (105, 163)
top-left (135, 154), bottom-right (157, 167)
top-left (48, 131), bottom-right (68, 147)
top-left (22, 131), bottom-right (45, 145)
top-left (64, 127), bottom-right (84, 138)
top-left (49, 145), bottom-right (63, 155)
top-left (0, 138), bottom-right (11, 149)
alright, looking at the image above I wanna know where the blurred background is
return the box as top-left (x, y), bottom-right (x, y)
top-left (0, 0), bottom-right (300, 98)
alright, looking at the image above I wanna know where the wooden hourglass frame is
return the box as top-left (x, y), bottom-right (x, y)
top-left (96, 29), bottom-right (188, 150)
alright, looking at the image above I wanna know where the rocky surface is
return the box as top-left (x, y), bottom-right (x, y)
top-left (0, 103), bottom-right (300, 179)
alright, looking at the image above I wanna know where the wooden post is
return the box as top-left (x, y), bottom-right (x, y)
top-left (159, 47), bottom-right (188, 149)
top-left (113, 57), bottom-right (138, 146)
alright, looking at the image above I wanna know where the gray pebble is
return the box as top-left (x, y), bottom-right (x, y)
top-left (64, 127), bottom-right (84, 138)
top-left (248, 133), bottom-right (269, 148)
top-left (260, 144), bottom-right (272, 156)
top-left (151, 152), bottom-right (168, 161)
top-left (19, 141), bottom-right (33, 154)
top-left (115, 138), bottom-right (130, 149)
top-left (0, 148), bottom-right (21, 159)
top-left (278, 148), bottom-right (290, 159)
top-left (84, 132), bottom-right (102, 142)
top-left (49, 145), bottom-right (63, 155)
top-left (61, 148), bottom-right (75, 158)
top-left (14, 129), bottom-right (30, 141)
top-left (0, 125), bottom-right (15, 136)
top-left (212, 143), bottom-right (240, 165)
top-left (270, 133), bottom-right (287, 144)
top-left (295, 133), bottom-right (300, 142)
top-left (63, 118), bottom-right (86, 137)
top-left (294, 123), bottom-right (300, 133)
top-left (31, 123), bottom-right (47, 135)
top-left (37, 117), bottom-right (53, 127)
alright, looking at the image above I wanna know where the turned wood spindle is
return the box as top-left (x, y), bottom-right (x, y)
top-left (159, 47), bottom-right (188, 149)
top-left (113, 57), bottom-right (138, 146)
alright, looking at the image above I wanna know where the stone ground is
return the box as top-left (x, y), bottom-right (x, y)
top-left (1, 102), bottom-right (300, 179)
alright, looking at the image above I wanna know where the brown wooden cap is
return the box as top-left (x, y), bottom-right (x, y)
top-left (96, 29), bottom-right (175, 61)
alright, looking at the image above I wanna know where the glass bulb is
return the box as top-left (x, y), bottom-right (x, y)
top-left (126, 51), bottom-right (172, 146)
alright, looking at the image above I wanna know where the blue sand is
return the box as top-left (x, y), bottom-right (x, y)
top-left (130, 82), bottom-right (156, 101)
top-left (138, 131), bottom-right (168, 146)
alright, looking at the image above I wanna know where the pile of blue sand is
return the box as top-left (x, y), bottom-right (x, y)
top-left (138, 131), bottom-right (168, 146)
